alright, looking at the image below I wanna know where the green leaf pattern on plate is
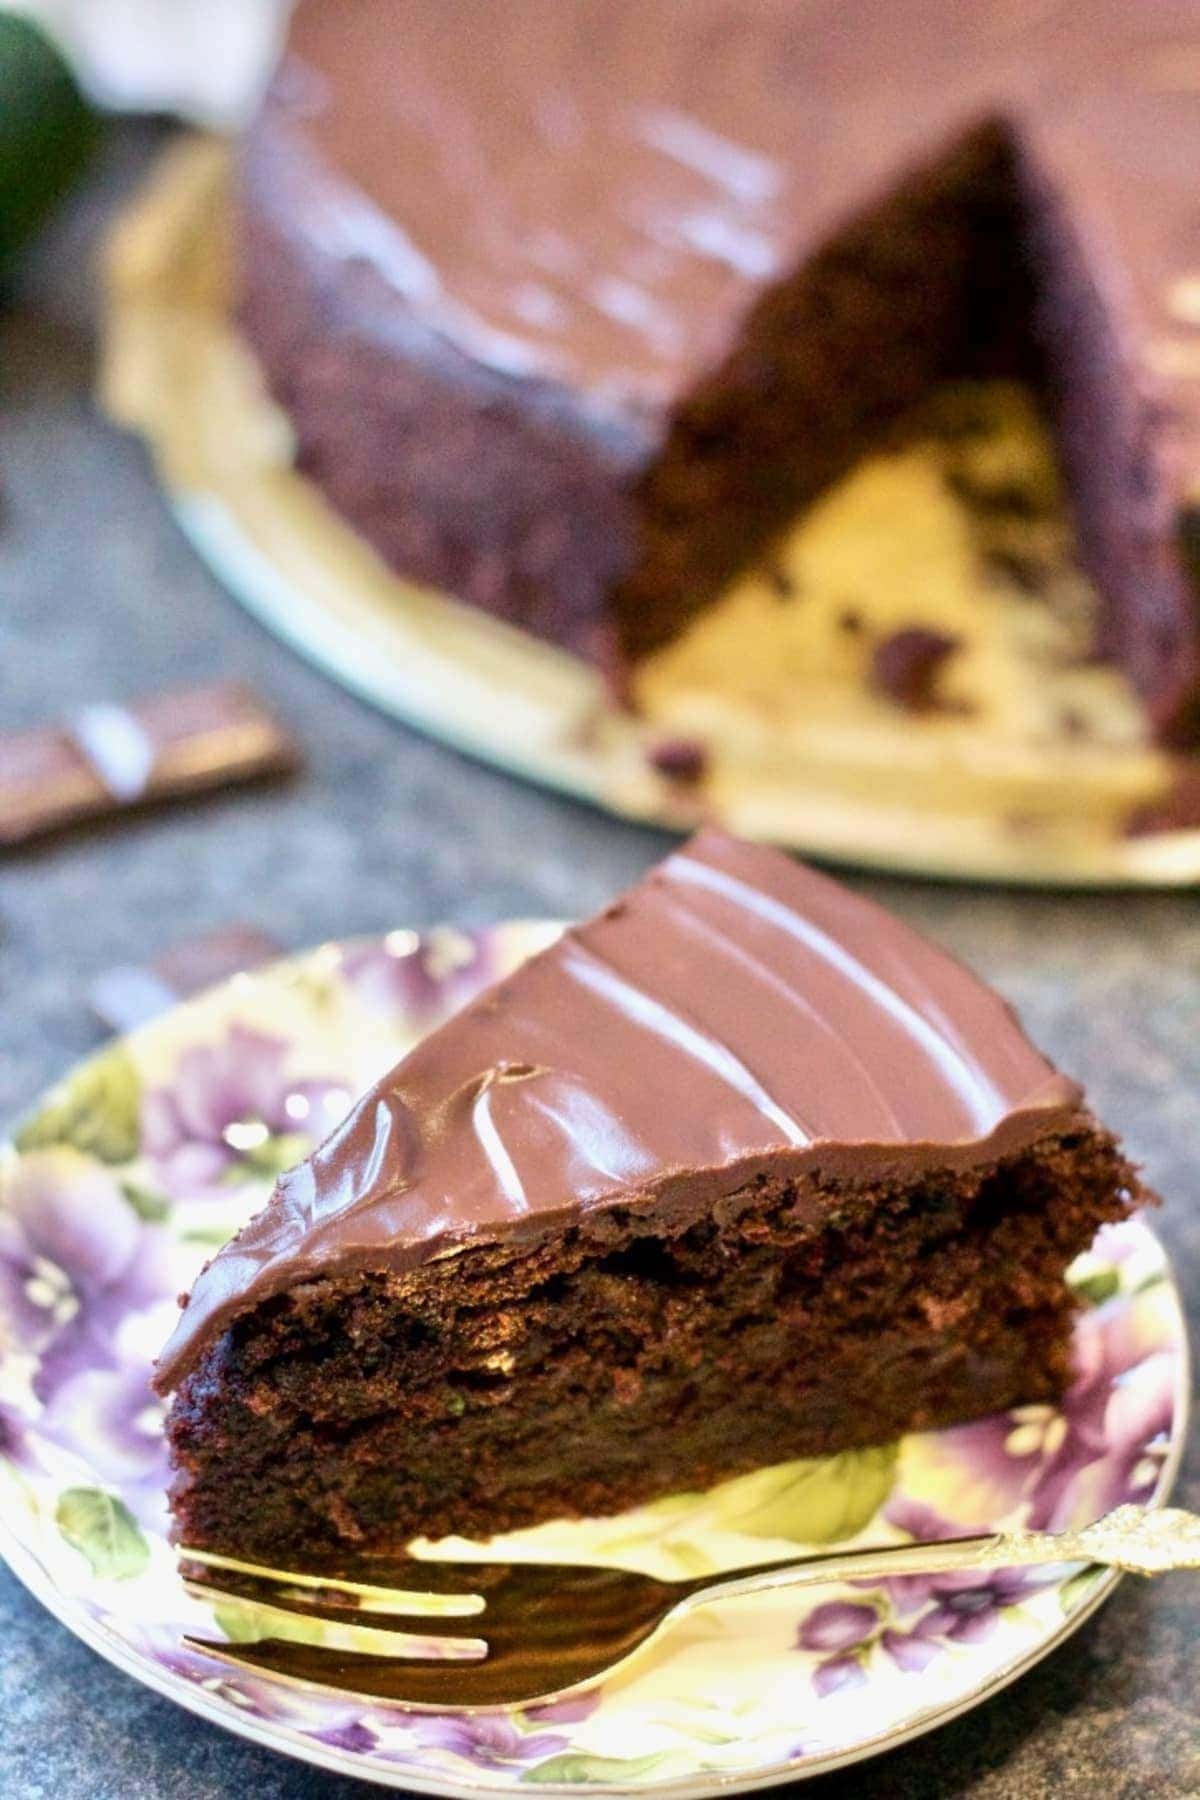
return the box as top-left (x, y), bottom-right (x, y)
top-left (119, 1180), bottom-right (172, 1223)
top-left (1072, 1267), bottom-right (1120, 1308)
top-left (55, 1487), bottom-right (150, 1581)
top-left (1058, 1565), bottom-right (1108, 1616)
top-left (707, 1444), bottom-right (900, 1543)
top-left (521, 1752), bottom-right (680, 1785)
top-left (16, 1046), bottom-right (141, 1165)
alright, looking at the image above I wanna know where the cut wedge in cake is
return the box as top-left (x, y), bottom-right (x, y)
top-left (156, 832), bottom-right (1147, 1561)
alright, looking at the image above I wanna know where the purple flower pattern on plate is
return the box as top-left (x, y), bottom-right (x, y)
top-left (0, 1150), bottom-right (174, 1514)
top-left (141, 1024), bottom-right (345, 1200)
top-left (796, 1563), bottom-right (1049, 1694)
top-left (341, 928), bottom-right (493, 1022)
top-left (389, 1713), bottom-right (572, 1772)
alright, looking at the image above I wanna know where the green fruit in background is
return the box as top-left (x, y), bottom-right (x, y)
top-left (0, 11), bottom-right (100, 267)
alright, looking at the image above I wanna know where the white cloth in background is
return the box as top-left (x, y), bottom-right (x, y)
top-left (7, 0), bottom-right (292, 126)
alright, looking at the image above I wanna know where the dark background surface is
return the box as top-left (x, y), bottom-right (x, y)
top-left (1, 127), bottom-right (1196, 1799)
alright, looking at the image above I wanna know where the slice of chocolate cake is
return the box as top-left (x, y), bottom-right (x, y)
top-left (239, 0), bottom-right (1200, 743)
top-left (156, 833), bottom-right (1145, 1561)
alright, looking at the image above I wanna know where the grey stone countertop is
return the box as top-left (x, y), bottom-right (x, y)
top-left (0, 126), bottom-right (1195, 1800)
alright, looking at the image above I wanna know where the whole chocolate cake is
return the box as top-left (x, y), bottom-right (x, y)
top-left (239, 0), bottom-right (1200, 744)
top-left (156, 832), bottom-right (1146, 1561)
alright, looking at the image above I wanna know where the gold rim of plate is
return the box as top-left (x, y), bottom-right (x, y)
top-left (99, 137), bottom-right (1200, 887)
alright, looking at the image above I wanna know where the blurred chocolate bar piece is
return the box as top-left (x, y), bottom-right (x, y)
top-left (90, 924), bottom-right (283, 1033)
top-left (0, 681), bottom-right (299, 846)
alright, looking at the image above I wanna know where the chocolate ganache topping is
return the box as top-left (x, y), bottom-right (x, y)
top-left (156, 832), bottom-right (1081, 1390)
top-left (265, 0), bottom-right (1200, 477)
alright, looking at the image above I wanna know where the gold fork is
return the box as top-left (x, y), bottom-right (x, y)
top-left (180, 1502), bottom-right (1200, 1712)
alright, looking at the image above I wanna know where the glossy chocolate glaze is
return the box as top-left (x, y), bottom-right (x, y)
top-left (156, 832), bottom-right (1083, 1390)
top-left (270, 0), bottom-right (1200, 454)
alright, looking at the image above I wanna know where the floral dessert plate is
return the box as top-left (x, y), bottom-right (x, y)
top-left (0, 924), bottom-right (1189, 1795)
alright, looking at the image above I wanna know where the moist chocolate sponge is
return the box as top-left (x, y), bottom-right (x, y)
top-left (158, 832), bottom-right (1146, 1560)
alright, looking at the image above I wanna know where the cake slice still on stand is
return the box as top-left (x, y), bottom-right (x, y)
top-left (155, 832), bottom-right (1149, 1565)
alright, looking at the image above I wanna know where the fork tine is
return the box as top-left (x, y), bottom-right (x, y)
top-left (184, 1587), bottom-right (488, 1661)
top-left (184, 1578), bottom-right (492, 1638)
top-left (179, 1545), bottom-right (487, 1616)
top-left (183, 1635), bottom-right (616, 1712)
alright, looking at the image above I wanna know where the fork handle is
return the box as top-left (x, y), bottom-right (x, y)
top-left (676, 1526), bottom-right (1007, 1612)
top-left (683, 1531), bottom-right (1049, 1610)
top-left (670, 1504), bottom-right (1200, 1610)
